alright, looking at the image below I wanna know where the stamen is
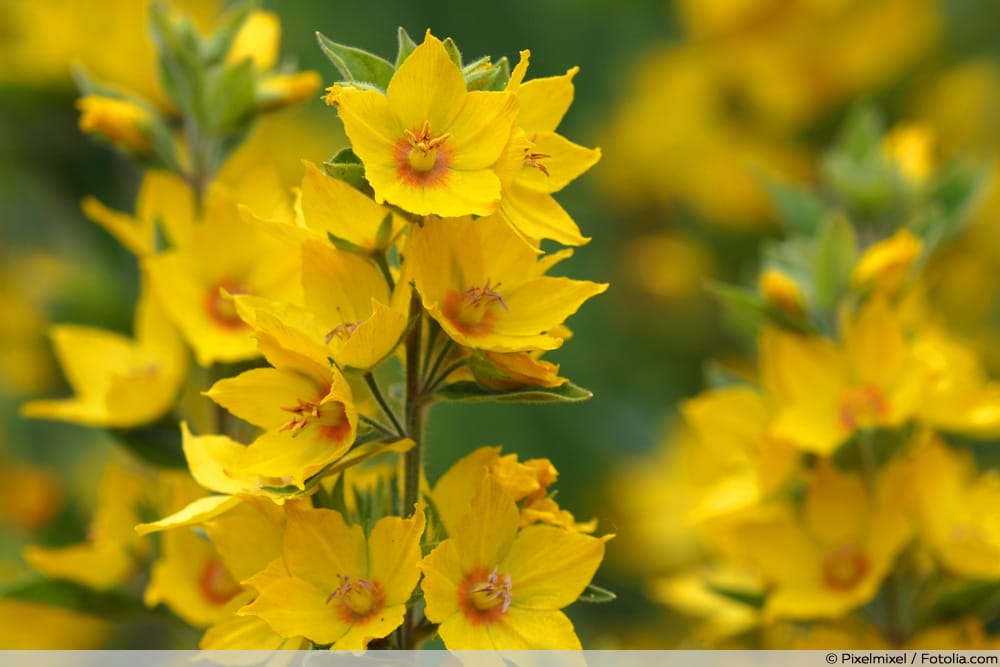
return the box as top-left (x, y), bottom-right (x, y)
top-left (405, 120), bottom-right (452, 155)
top-left (325, 320), bottom-right (361, 344)
top-left (463, 278), bottom-right (509, 311)
top-left (278, 397), bottom-right (322, 433)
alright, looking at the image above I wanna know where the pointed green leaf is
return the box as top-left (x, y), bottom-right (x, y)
top-left (466, 57), bottom-right (510, 91)
top-left (316, 32), bottom-right (395, 90)
top-left (705, 581), bottom-right (766, 609)
top-left (761, 177), bottom-right (828, 237)
top-left (434, 381), bottom-right (593, 403)
top-left (705, 281), bottom-right (768, 342)
top-left (0, 576), bottom-right (148, 619)
top-left (442, 37), bottom-right (462, 67)
top-left (202, 1), bottom-right (255, 65)
top-left (812, 214), bottom-right (857, 309)
top-left (576, 583), bottom-right (617, 604)
top-left (395, 27), bottom-right (417, 68)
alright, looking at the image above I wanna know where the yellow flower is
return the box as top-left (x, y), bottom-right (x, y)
top-left (409, 214), bottom-right (607, 352)
top-left (907, 436), bottom-right (1000, 579)
top-left (24, 464), bottom-right (150, 590)
top-left (432, 445), bottom-right (593, 533)
top-left (143, 183), bottom-right (299, 366)
top-left (76, 95), bottom-right (154, 153)
top-left (225, 10), bottom-right (280, 70)
top-left (851, 229), bottom-right (923, 294)
top-left (758, 268), bottom-right (807, 317)
top-left (82, 170), bottom-right (195, 256)
top-left (327, 31), bottom-right (518, 217)
top-left (470, 350), bottom-right (568, 391)
top-left (240, 504), bottom-right (425, 648)
top-left (205, 359), bottom-right (357, 490)
top-left (0, 600), bottom-right (110, 649)
top-left (258, 72), bottom-right (323, 111)
top-left (21, 282), bottom-right (187, 428)
top-left (761, 296), bottom-right (926, 455)
top-left (420, 478), bottom-right (610, 649)
top-left (494, 51), bottom-right (601, 246)
top-left (681, 385), bottom-right (798, 521)
top-left (649, 567), bottom-right (764, 645)
top-left (723, 462), bottom-right (910, 621)
top-left (230, 239), bottom-right (408, 372)
top-left (881, 122), bottom-right (936, 186)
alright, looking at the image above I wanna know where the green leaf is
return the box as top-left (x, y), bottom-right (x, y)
top-left (395, 27), bottom-right (417, 68)
top-left (917, 578), bottom-right (1000, 629)
top-left (326, 231), bottom-right (368, 255)
top-left (1, 576), bottom-right (148, 618)
top-left (811, 213), bottom-right (857, 310)
top-left (323, 148), bottom-right (372, 194)
top-left (442, 37), bottom-right (462, 67)
top-left (434, 381), bottom-right (593, 403)
top-left (761, 177), bottom-right (828, 237)
top-left (705, 281), bottom-right (768, 342)
top-left (108, 421), bottom-right (186, 468)
top-left (205, 59), bottom-right (256, 132)
top-left (375, 213), bottom-right (395, 248)
top-left (705, 581), bottom-right (766, 609)
top-left (316, 32), bottom-right (395, 90)
top-left (576, 583), bottom-right (617, 604)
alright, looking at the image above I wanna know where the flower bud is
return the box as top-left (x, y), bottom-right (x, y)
top-left (75, 95), bottom-right (154, 153)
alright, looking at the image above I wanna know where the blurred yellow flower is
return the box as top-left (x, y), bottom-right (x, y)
top-left (759, 268), bottom-right (807, 317)
top-left (21, 282), bottom-right (187, 428)
top-left (851, 229), bottom-right (923, 294)
top-left (76, 95), bottom-right (154, 153)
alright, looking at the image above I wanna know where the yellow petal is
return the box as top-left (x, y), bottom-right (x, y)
top-left (515, 67), bottom-right (578, 134)
top-left (419, 540), bottom-right (463, 623)
top-left (454, 477), bottom-right (520, 572)
top-left (135, 495), bottom-right (242, 535)
top-left (488, 607), bottom-right (581, 649)
top-left (206, 367), bottom-right (319, 430)
top-left (502, 525), bottom-right (610, 609)
top-left (367, 505), bottom-right (426, 606)
top-left (182, 424), bottom-right (248, 496)
top-left (431, 446), bottom-right (500, 535)
top-left (283, 507), bottom-right (367, 593)
top-left (240, 574), bottom-right (351, 644)
top-left (386, 32), bottom-right (465, 133)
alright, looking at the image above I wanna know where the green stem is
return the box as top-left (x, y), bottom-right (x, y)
top-left (425, 359), bottom-right (465, 394)
top-left (399, 290), bottom-right (426, 649)
top-left (363, 373), bottom-right (405, 439)
top-left (372, 251), bottom-right (395, 291)
top-left (422, 338), bottom-right (454, 392)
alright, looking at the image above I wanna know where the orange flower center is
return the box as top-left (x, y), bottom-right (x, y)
top-left (278, 392), bottom-right (351, 443)
top-left (204, 279), bottom-right (248, 331)
top-left (198, 559), bottom-right (241, 605)
top-left (442, 279), bottom-right (507, 337)
top-left (395, 120), bottom-right (452, 186)
top-left (458, 566), bottom-right (513, 625)
top-left (821, 544), bottom-right (870, 592)
top-left (838, 384), bottom-right (888, 431)
top-left (326, 575), bottom-right (385, 623)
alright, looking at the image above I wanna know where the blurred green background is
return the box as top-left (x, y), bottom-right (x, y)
top-left (3, 0), bottom-right (1000, 648)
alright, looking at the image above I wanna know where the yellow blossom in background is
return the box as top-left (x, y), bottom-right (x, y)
top-left (143, 183), bottom-right (299, 366)
top-left (761, 297), bottom-right (926, 455)
top-left (75, 95), bottom-right (154, 153)
top-left (907, 436), bottom-right (1000, 579)
top-left (851, 229), bottom-right (923, 294)
top-left (24, 465), bottom-right (151, 590)
top-left (722, 462), bottom-right (911, 621)
top-left (21, 282), bottom-right (187, 428)
top-left (0, 600), bottom-right (110, 649)
top-left (881, 123), bottom-right (937, 186)
top-left (759, 268), bottom-right (807, 317)
top-left (241, 504), bottom-right (425, 649)
top-left (327, 31), bottom-right (518, 217)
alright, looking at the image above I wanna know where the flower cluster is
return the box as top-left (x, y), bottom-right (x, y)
top-left (17, 13), bottom-right (610, 651)
top-left (613, 110), bottom-right (1000, 649)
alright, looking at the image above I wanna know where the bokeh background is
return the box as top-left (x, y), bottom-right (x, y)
top-left (3, 0), bottom-right (1000, 648)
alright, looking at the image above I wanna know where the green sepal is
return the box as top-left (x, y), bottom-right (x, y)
top-left (327, 231), bottom-right (369, 255)
top-left (811, 213), bottom-right (857, 310)
top-left (916, 162), bottom-right (992, 255)
top-left (916, 578), bottom-right (1000, 630)
top-left (108, 420), bottom-right (186, 469)
top-left (434, 380), bottom-right (593, 403)
top-left (465, 57), bottom-right (510, 92)
top-left (323, 147), bottom-right (372, 195)
top-left (395, 27), bottom-right (418, 68)
top-left (705, 281), bottom-right (768, 342)
top-left (576, 583), bottom-right (617, 604)
top-left (442, 37), bottom-right (462, 67)
top-left (703, 360), bottom-right (752, 390)
top-left (705, 581), bottom-right (766, 609)
top-left (761, 177), bottom-right (828, 237)
top-left (316, 32), bottom-right (395, 90)
top-left (375, 213), bottom-right (395, 249)
top-left (205, 58), bottom-right (256, 132)
top-left (0, 576), bottom-right (149, 619)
